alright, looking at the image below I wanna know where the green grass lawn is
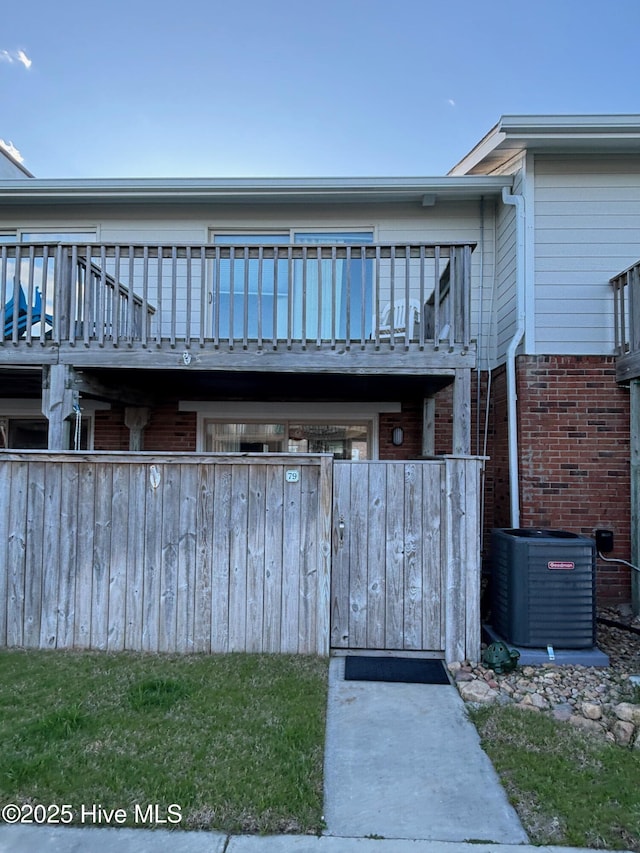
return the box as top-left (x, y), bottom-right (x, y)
top-left (471, 704), bottom-right (640, 852)
top-left (0, 649), bottom-right (328, 834)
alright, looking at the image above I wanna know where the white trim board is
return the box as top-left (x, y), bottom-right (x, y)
top-left (179, 401), bottom-right (401, 417)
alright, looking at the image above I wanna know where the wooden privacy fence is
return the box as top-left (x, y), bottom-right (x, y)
top-left (0, 453), bottom-right (332, 655)
top-left (0, 453), bottom-right (483, 662)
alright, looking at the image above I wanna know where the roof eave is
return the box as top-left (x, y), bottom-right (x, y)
top-left (0, 175), bottom-right (513, 205)
top-left (450, 114), bottom-right (640, 176)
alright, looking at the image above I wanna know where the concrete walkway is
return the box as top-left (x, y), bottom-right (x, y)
top-left (0, 654), bottom-right (634, 853)
top-left (323, 655), bottom-right (528, 844)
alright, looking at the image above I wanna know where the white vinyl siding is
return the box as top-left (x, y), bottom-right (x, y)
top-left (493, 166), bottom-right (523, 365)
top-left (533, 154), bottom-right (640, 355)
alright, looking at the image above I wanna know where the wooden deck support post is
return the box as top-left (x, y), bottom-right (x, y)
top-left (422, 396), bottom-right (435, 456)
top-left (124, 407), bottom-right (151, 451)
top-left (452, 368), bottom-right (471, 455)
top-left (42, 364), bottom-right (78, 450)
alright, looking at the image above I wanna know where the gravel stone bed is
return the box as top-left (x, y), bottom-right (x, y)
top-left (451, 605), bottom-right (640, 746)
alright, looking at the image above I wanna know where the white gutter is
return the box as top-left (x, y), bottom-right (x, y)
top-left (0, 175), bottom-right (512, 205)
top-left (502, 186), bottom-right (526, 528)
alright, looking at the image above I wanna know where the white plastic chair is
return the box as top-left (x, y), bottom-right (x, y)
top-left (379, 298), bottom-right (421, 340)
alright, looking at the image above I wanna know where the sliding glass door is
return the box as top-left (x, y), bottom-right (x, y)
top-left (292, 232), bottom-right (373, 341)
top-left (211, 231), bottom-right (373, 342)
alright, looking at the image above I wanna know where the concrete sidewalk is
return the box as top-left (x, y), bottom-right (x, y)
top-left (0, 825), bottom-right (635, 852)
top-left (323, 655), bottom-right (527, 844)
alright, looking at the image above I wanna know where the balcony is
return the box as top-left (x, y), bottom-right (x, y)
top-left (612, 259), bottom-right (640, 382)
top-left (0, 241), bottom-right (476, 376)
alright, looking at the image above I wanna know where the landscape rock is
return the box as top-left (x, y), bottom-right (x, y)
top-left (455, 670), bottom-right (474, 682)
top-left (530, 693), bottom-right (550, 710)
top-left (453, 607), bottom-right (640, 746)
top-left (458, 679), bottom-right (499, 704)
top-left (613, 702), bottom-right (640, 725)
top-left (551, 703), bottom-right (573, 722)
top-left (568, 715), bottom-right (606, 736)
top-left (612, 720), bottom-right (635, 746)
top-left (581, 701), bottom-right (602, 720)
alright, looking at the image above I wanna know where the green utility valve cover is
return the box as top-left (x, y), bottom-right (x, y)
top-left (482, 641), bottom-right (520, 674)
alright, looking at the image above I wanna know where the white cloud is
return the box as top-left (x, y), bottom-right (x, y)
top-left (16, 50), bottom-right (32, 70)
top-left (447, 99), bottom-right (456, 108)
top-left (0, 48), bottom-right (32, 69)
top-left (0, 139), bottom-right (25, 163)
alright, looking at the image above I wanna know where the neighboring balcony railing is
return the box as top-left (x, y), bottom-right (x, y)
top-left (612, 260), bottom-right (640, 355)
top-left (611, 259), bottom-right (640, 381)
top-left (0, 241), bottom-right (475, 357)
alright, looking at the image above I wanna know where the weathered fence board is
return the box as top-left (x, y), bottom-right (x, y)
top-left (7, 461), bottom-right (28, 647)
top-left (366, 463), bottom-right (387, 649)
top-left (0, 453), bottom-right (332, 656)
top-left (0, 461), bottom-right (10, 647)
top-left (331, 458), bottom-right (483, 662)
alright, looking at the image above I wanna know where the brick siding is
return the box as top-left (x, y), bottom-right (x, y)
top-left (94, 404), bottom-right (196, 452)
top-left (487, 355), bottom-right (631, 604)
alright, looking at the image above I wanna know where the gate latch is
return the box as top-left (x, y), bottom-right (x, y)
top-left (338, 516), bottom-right (345, 548)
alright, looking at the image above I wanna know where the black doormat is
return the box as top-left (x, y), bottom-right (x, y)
top-left (344, 656), bottom-right (450, 684)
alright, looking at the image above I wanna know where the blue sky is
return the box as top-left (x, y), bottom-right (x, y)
top-left (2, 0), bottom-right (640, 178)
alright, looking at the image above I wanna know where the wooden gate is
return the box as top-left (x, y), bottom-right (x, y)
top-left (330, 459), bottom-right (483, 663)
top-left (0, 453), bottom-right (332, 656)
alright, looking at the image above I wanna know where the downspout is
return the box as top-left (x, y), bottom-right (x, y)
top-left (502, 186), bottom-right (526, 528)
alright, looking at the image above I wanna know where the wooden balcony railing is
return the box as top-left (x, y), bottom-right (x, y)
top-left (0, 243), bottom-right (154, 346)
top-left (611, 259), bottom-right (640, 381)
top-left (0, 241), bottom-right (475, 364)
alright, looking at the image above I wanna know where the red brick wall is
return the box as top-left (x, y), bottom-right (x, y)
top-left (94, 405), bottom-right (197, 452)
top-left (379, 401), bottom-right (422, 459)
top-left (486, 355), bottom-right (631, 604)
top-left (378, 387), bottom-right (457, 460)
top-left (97, 401), bottom-right (429, 458)
top-left (94, 408), bottom-right (129, 450)
top-left (144, 406), bottom-right (197, 451)
top-left (483, 365), bottom-right (510, 532)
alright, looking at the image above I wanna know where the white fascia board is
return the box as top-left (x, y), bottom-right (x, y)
top-left (448, 124), bottom-right (506, 176)
top-left (499, 114), bottom-right (640, 135)
top-left (0, 176), bottom-right (512, 205)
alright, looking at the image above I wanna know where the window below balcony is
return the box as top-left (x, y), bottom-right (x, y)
top-left (0, 415), bottom-right (91, 450)
top-left (203, 420), bottom-right (370, 460)
top-left (184, 400), bottom-right (401, 459)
